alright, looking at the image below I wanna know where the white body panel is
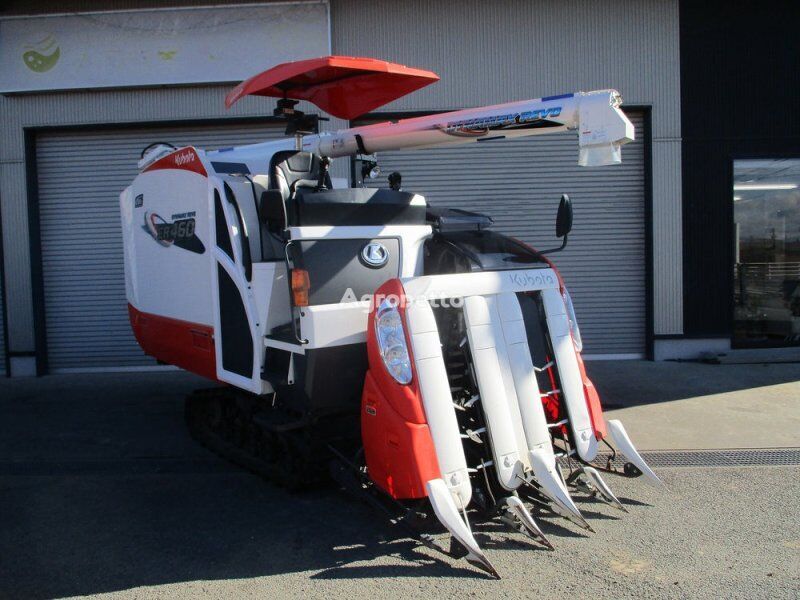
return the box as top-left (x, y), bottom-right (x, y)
top-left (492, 292), bottom-right (587, 521)
top-left (120, 169), bottom-right (214, 326)
top-left (402, 268), bottom-right (560, 298)
top-left (463, 295), bottom-right (526, 490)
top-left (299, 301), bottom-right (370, 347)
top-left (541, 288), bottom-right (598, 461)
top-left (406, 301), bottom-right (472, 508)
top-left (495, 292), bottom-right (552, 452)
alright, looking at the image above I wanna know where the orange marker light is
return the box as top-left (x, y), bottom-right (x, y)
top-left (291, 269), bottom-right (310, 307)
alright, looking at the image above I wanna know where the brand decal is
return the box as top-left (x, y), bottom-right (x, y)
top-left (143, 211), bottom-right (205, 254)
top-left (173, 151), bottom-right (196, 166)
top-left (142, 147), bottom-right (207, 177)
top-left (439, 106), bottom-right (562, 137)
top-left (507, 271), bottom-right (556, 289)
top-left (360, 241), bottom-right (390, 268)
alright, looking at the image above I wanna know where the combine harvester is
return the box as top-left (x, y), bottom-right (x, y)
top-left (120, 56), bottom-right (662, 577)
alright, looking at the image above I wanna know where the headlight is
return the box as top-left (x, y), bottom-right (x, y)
top-left (562, 288), bottom-right (583, 352)
top-left (375, 298), bottom-right (413, 384)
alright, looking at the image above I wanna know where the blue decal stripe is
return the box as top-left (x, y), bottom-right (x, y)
top-left (541, 93), bottom-right (574, 102)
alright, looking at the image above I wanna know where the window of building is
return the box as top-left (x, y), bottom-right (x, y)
top-left (733, 158), bottom-right (800, 347)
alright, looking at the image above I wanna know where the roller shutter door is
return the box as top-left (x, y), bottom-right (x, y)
top-left (36, 122), bottom-right (284, 372)
top-left (363, 111), bottom-right (647, 357)
top-left (0, 275), bottom-right (5, 376)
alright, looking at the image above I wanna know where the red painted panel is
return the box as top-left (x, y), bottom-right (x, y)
top-left (365, 279), bottom-right (427, 424)
top-left (361, 371), bottom-right (441, 499)
top-left (128, 304), bottom-right (217, 381)
top-left (575, 352), bottom-right (607, 441)
top-left (361, 278), bottom-right (441, 499)
top-left (142, 147), bottom-right (207, 177)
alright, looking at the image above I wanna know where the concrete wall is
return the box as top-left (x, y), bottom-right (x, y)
top-left (0, 0), bottom-right (682, 373)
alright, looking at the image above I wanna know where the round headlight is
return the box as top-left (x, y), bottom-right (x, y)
top-left (375, 298), bottom-right (413, 384)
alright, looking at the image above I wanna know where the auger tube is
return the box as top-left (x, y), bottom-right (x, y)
top-left (213, 89), bottom-right (635, 171)
top-left (310, 90), bottom-right (633, 167)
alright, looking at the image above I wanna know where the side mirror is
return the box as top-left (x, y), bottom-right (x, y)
top-left (538, 194), bottom-right (572, 255)
top-left (555, 194), bottom-right (573, 238)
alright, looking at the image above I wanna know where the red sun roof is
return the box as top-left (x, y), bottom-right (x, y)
top-left (225, 56), bottom-right (439, 120)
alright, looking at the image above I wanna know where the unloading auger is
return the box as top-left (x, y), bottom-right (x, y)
top-left (119, 56), bottom-right (662, 578)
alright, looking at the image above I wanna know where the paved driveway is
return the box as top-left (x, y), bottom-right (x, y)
top-left (1, 363), bottom-right (798, 598)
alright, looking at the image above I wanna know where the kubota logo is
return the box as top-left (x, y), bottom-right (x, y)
top-left (174, 151), bottom-right (196, 166)
top-left (360, 241), bottom-right (389, 268)
top-left (507, 271), bottom-right (556, 288)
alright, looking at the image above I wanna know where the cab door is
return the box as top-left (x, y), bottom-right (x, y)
top-left (207, 176), bottom-right (269, 394)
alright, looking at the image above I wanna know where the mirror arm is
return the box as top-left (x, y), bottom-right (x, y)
top-left (537, 234), bottom-right (568, 255)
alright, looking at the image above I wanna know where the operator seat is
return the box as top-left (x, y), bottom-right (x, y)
top-left (259, 150), bottom-right (333, 260)
top-left (268, 150), bottom-right (332, 204)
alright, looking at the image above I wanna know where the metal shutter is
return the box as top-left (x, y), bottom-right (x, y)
top-left (363, 112), bottom-right (646, 357)
top-left (36, 122), bottom-right (284, 372)
top-left (0, 276), bottom-right (5, 375)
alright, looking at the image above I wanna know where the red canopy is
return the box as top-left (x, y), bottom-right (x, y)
top-left (225, 56), bottom-right (439, 119)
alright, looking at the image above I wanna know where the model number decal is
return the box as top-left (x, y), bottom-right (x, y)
top-left (155, 218), bottom-right (196, 242)
top-left (143, 212), bottom-right (205, 255)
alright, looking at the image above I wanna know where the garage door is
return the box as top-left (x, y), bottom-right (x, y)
top-left (362, 112), bottom-right (646, 357)
top-left (0, 272), bottom-right (6, 376)
top-left (36, 122), bottom-right (284, 372)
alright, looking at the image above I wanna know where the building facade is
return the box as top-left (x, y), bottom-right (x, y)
top-left (680, 0), bottom-right (800, 354)
top-left (1, 0), bottom-right (684, 375)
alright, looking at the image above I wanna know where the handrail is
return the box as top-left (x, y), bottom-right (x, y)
top-left (223, 182), bottom-right (253, 283)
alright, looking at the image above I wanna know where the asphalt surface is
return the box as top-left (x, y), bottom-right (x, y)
top-left (1, 364), bottom-right (799, 599)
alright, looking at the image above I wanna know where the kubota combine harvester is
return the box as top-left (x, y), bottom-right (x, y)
top-left (120, 56), bottom-right (662, 577)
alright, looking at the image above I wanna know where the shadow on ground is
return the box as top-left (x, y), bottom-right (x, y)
top-left (584, 359), bottom-right (800, 408)
top-left (0, 371), bottom-right (564, 597)
top-left (0, 372), bottom-right (478, 597)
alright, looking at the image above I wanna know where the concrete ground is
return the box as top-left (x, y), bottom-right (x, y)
top-left (0, 361), bottom-right (798, 599)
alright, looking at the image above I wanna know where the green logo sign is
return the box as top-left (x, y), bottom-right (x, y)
top-left (23, 34), bottom-right (60, 73)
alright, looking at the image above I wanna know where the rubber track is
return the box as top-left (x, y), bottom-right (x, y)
top-left (184, 388), bottom-right (325, 490)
